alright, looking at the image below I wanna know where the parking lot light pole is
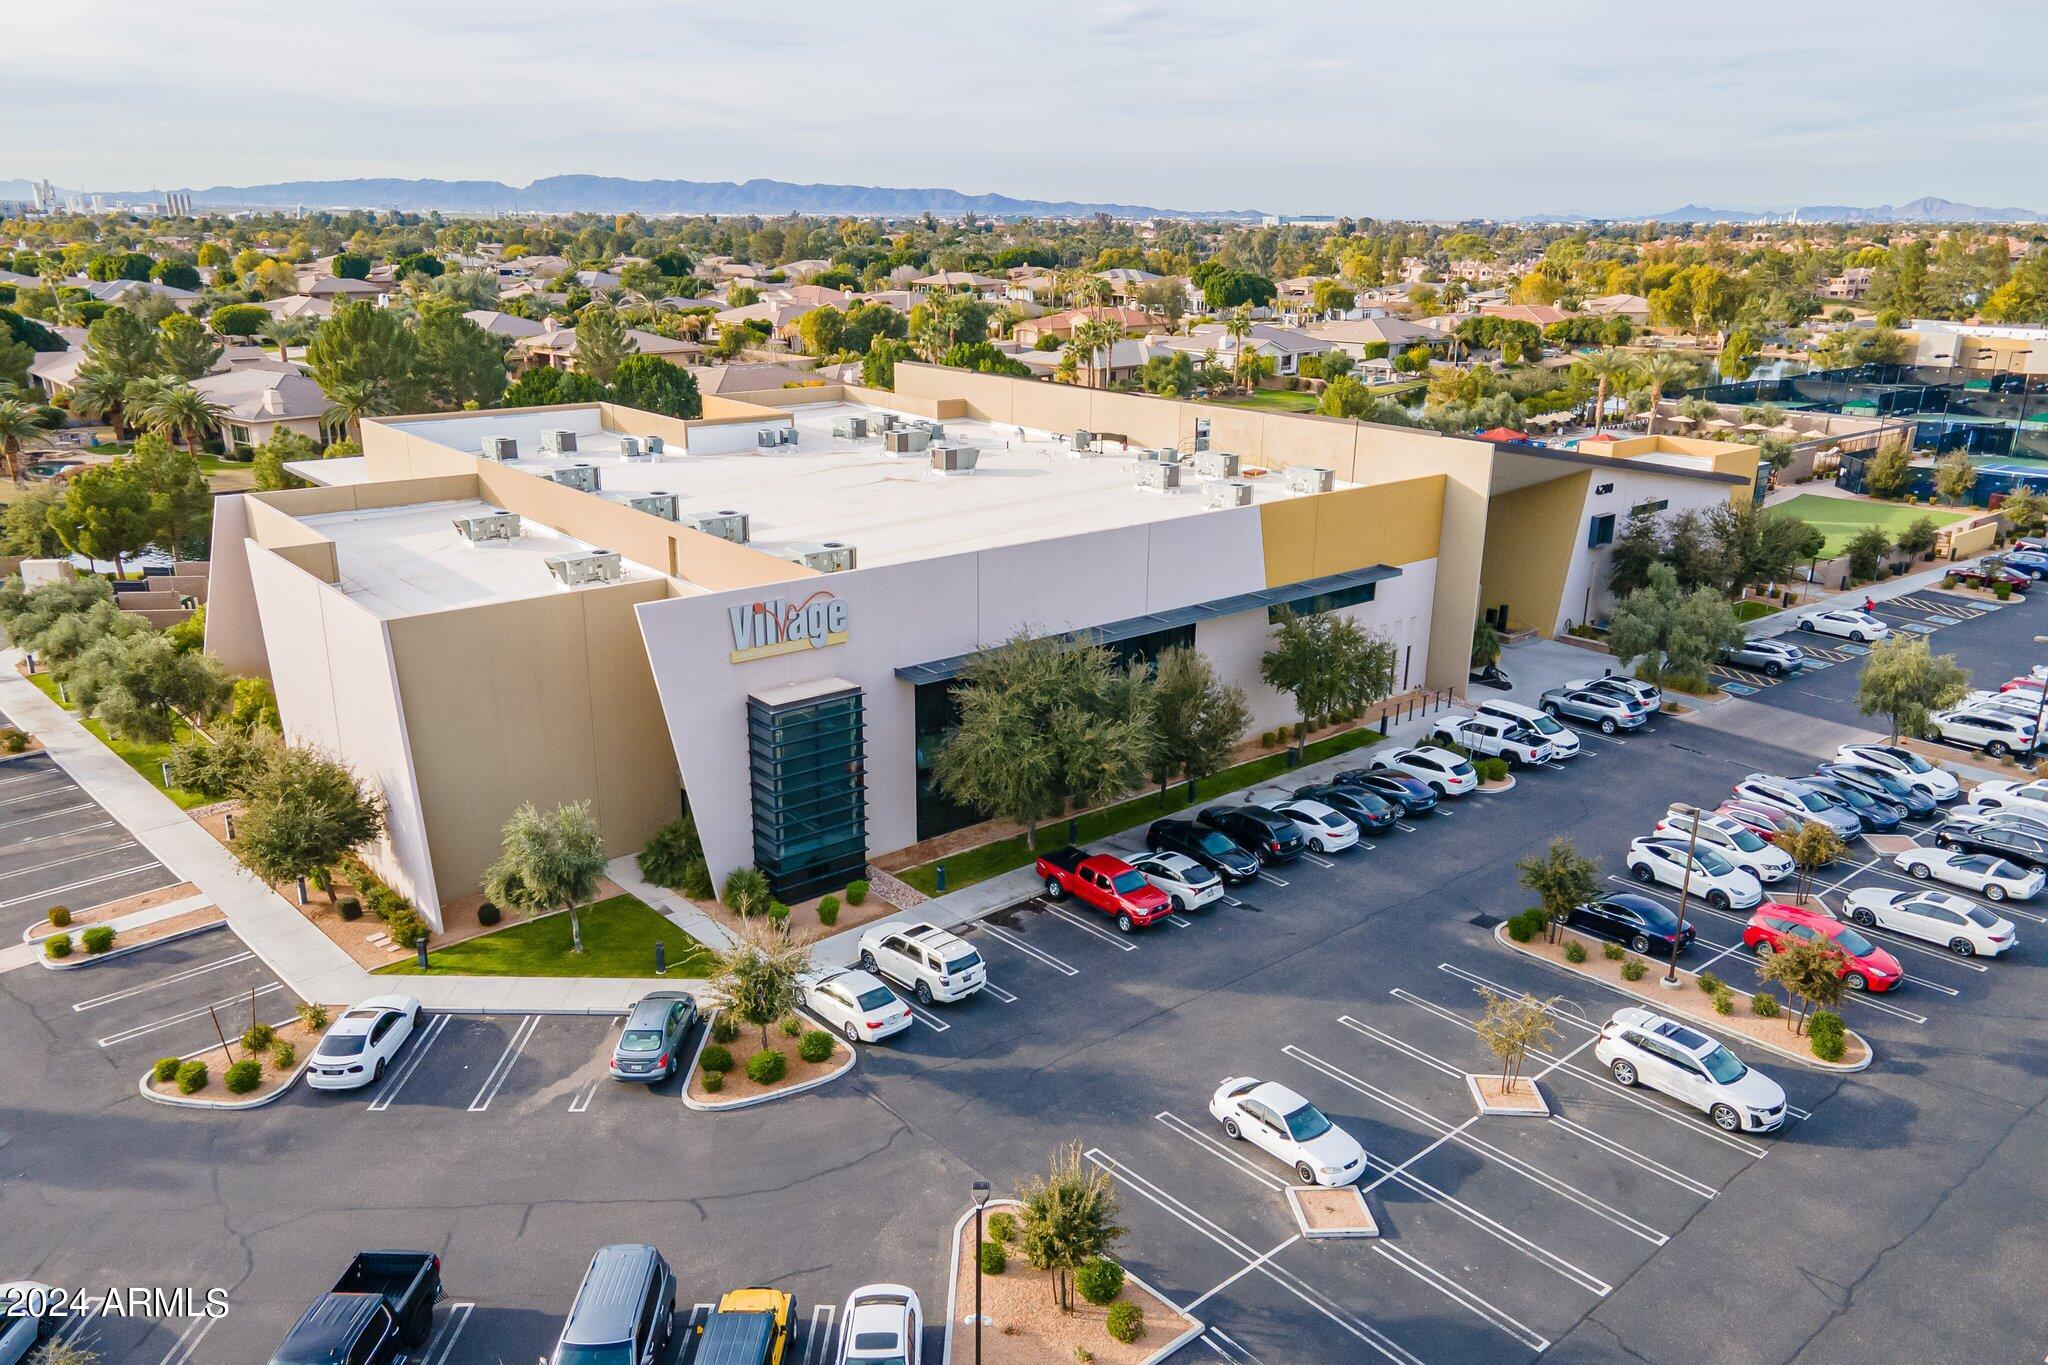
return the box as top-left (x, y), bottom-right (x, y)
top-left (1665, 804), bottom-right (1703, 987)
top-left (971, 1179), bottom-right (992, 1364)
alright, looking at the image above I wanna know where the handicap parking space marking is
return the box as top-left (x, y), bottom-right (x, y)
top-left (1084, 1149), bottom-right (1426, 1365)
top-left (1718, 680), bottom-right (1761, 696)
top-left (1371, 1241), bottom-right (1552, 1354)
top-left (467, 1015), bottom-right (541, 1111)
top-left (1899, 622), bottom-right (1941, 635)
top-left (420, 1303), bottom-right (475, 1365)
top-left (972, 921), bottom-right (1081, 976)
top-left (1042, 903), bottom-right (1140, 950)
top-left (1837, 642), bottom-right (1870, 656)
top-left (1155, 1110), bottom-right (1289, 1190)
top-left (72, 950), bottom-right (257, 1012)
top-left (97, 982), bottom-right (283, 1049)
top-left (798, 1304), bottom-right (838, 1365)
top-left (367, 1012), bottom-right (451, 1110)
top-left (1801, 658), bottom-right (1835, 671)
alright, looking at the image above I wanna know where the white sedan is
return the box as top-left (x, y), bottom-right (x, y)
top-left (800, 968), bottom-right (913, 1045)
top-left (1626, 837), bottom-right (1762, 910)
top-left (307, 994), bottom-right (423, 1092)
top-left (1841, 887), bottom-right (2018, 957)
top-left (1797, 608), bottom-right (1890, 642)
top-left (1892, 846), bottom-right (2044, 903)
top-left (1270, 798), bottom-right (1361, 853)
top-left (1966, 779), bottom-right (2048, 824)
top-left (1128, 850), bottom-right (1225, 911)
top-left (1369, 745), bottom-right (1478, 797)
top-left (836, 1284), bottom-right (921, 1365)
top-left (1834, 743), bottom-right (1961, 803)
top-left (1209, 1077), bottom-right (1366, 1186)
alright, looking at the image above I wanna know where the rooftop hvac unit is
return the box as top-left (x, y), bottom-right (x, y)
top-left (618, 435), bottom-right (646, 460)
top-left (1203, 479), bottom-right (1254, 509)
top-left (930, 444), bottom-right (980, 475)
top-left (926, 422), bottom-right (945, 441)
top-left (1285, 465), bottom-right (1335, 496)
top-left (453, 511), bottom-right (521, 544)
top-left (832, 415), bottom-right (869, 440)
top-left (687, 510), bottom-right (751, 544)
top-left (1140, 447), bottom-right (1180, 463)
top-left (1074, 429), bottom-right (1094, 452)
top-left (548, 463), bottom-right (601, 493)
top-left (883, 427), bottom-right (932, 456)
top-left (1134, 461), bottom-right (1181, 492)
top-left (645, 434), bottom-right (665, 455)
top-left (481, 435), bottom-right (518, 462)
top-left (1193, 450), bottom-right (1240, 480)
top-left (878, 413), bottom-right (900, 431)
top-left (777, 541), bottom-right (857, 573)
top-left (539, 428), bottom-right (578, 455)
top-left (756, 428), bottom-right (779, 449)
top-left (623, 491), bottom-right (678, 520)
top-left (544, 549), bottom-right (623, 587)
top-left (779, 425), bottom-right (799, 446)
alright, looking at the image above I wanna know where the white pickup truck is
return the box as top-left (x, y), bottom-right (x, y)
top-left (1428, 713), bottom-right (1557, 767)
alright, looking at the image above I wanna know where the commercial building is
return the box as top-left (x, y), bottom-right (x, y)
top-left (205, 368), bottom-right (1751, 924)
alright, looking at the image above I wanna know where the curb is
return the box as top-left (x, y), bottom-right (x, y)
top-left (1493, 925), bottom-right (1873, 1073)
top-left (1466, 1073), bottom-right (1550, 1115)
top-left (37, 917), bottom-right (228, 971)
top-left (0, 745), bottom-right (46, 765)
top-left (1285, 1184), bottom-right (1379, 1241)
top-left (677, 1009), bottom-right (856, 1112)
top-left (1478, 775), bottom-right (1518, 794)
top-left (137, 1052), bottom-right (312, 1112)
top-left (940, 1199), bottom-right (1204, 1365)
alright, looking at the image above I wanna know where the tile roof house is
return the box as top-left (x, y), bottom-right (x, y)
top-left (192, 367), bottom-right (334, 452)
top-left (509, 322), bottom-right (701, 373)
top-left (257, 294), bottom-right (336, 321)
top-left (1012, 307), bottom-right (1163, 347)
top-left (1303, 316), bottom-right (1440, 356)
top-left (1582, 293), bottom-right (1652, 321)
top-left (462, 309), bottom-right (548, 340)
top-left (685, 361), bottom-right (826, 396)
top-left (1157, 322), bottom-right (1335, 376)
top-left (1479, 303), bottom-right (1569, 329)
top-left (300, 274), bottom-right (391, 300)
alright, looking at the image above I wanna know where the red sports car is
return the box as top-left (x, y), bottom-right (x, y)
top-left (1743, 902), bottom-right (1903, 992)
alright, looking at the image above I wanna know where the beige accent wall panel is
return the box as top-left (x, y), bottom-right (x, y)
top-left (1476, 472), bottom-right (1590, 636)
top-left (204, 494), bottom-right (269, 680)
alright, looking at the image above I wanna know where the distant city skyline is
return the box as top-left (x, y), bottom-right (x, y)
top-left (7, 0), bottom-right (2046, 220)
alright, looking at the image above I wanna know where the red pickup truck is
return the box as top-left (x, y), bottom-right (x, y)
top-left (1034, 847), bottom-right (1173, 933)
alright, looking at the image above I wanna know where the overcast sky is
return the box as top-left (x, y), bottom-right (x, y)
top-left (8, 0), bottom-right (2046, 218)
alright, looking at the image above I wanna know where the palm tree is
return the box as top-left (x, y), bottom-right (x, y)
top-left (1636, 353), bottom-right (1692, 436)
top-left (1223, 307), bottom-right (1255, 390)
top-left (261, 315), bottom-right (319, 363)
top-left (1573, 348), bottom-right (1637, 436)
top-left (134, 380), bottom-right (226, 458)
top-left (68, 364), bottom-right (134, 437)
top-left (0, 399), bottom-right (48, 484)
top-left (1072, 318), bottom-right (1123, 389)
top-left (322, 377), bottom-right (396, 446)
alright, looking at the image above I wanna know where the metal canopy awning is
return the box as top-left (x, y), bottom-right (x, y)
top-left (893, 565), bottom-right (1401, 686)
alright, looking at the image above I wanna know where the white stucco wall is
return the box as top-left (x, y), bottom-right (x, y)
top-left (1555, 470), bottom-right (1740, 633)
top-left (202, 494), bottom-right (269, 680)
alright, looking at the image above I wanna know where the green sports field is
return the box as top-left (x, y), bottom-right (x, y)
top-left (1769, 493), bottom-right (1968, 558)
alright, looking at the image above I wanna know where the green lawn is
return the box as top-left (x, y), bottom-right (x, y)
top-left (24, 671), bottom-right (210, 808)
top-left (1214, 389), bottom-right (1321, 413)
top-left (377, 893), bottom-right (716, 979)
top-left (896, 725), bottom-right (1387, 895)
top-left (1733, 599), bottom-right (1782, 622)
top-left (1771, 493), bottom-right (1968, 558)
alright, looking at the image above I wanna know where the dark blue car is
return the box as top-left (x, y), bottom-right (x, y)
top-left (1334, 767), bottom-right (1438, 815)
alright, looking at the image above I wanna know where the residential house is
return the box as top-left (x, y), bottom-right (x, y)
top-left (1480, 302), bottom-right (1569, 329)
top-left (300, 274), bottom-right (391, 302)
top-left (1016, 336), bottom-right (1155, 387)
top-left (194, 367), bottom-right (335, 453)
top-left (1157, 322), bottom-right (1334, 377)
top-left (780, 259), bottom-right (834, 281)
top-left (713, 298), bottom-right (812, 348)
top-left (573, 269), bottom-right (622, 291)
top-left (1004, 269), bottom-right (1062, 304)
top-left (1821, 267), bottom-right (1874, 301)
top-left (257, 294), bottom-right (335, 321)
top-left (1303, 316), bottom-right (1440, 359)
top-left (1012, 307), bottom-right (1163, 348)
top-left (462, 309), bottom-right (548, 340)
top-left (1095, 268), bottom-right (1161, 303)
top-left (1582, 294), bottom-right (1652, 323)
top-left (912, 270), bottom-right (1004, 298)
top-left (509, 321), bottom-right (702, 374)
top-left (686, 361), bottom-right (826, 396)
top-left (72, 277), bottom-right (197, 307)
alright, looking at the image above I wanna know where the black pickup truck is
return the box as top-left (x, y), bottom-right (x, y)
top-left (270, 1251), bottom-right (442, 1365)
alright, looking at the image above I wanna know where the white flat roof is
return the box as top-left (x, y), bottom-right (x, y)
top-left (387, 400), bottom-right (1330, 569)
top-left (298, 498), bottom-right (655, 619)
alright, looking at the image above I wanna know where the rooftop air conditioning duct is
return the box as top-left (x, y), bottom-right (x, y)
top-left (1134, 461), bottom-right (1181, 492)
top-left (544, 549), bottom-right (623, 587)
top-left (1203, 479), bottom-right (1254, 509)
top-left (1285, 465), bottom-right (1335, 496)
top-left (833, 415), bottom-right (870, 440)
top-left (1194, 450), bottom-right (1240, 480)
top-left (622, 491), bottom-right (678, 520)
top-left (883, 427), bottom-right (931, 456)
top-left (481, 435), bottom-right (518, 462)
top-left (453, 511), bottom-right (521, 544)
top-left (548, 463), bottom-right (600, 493)
top-left (618, 435), bottom-right (646, 460)
top-left (687, 510), bottom-right (751, 544)
top-left (539, 428), bottom-right (578, 454)
top-left (644, 434), bottom-right (665, 455)
top-left (930, 444), bottom-right (980, 475)
top-left (776, 541), bottom-right (857, 573)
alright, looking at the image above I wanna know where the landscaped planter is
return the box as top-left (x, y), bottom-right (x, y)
top-left (139, 1010), bottom-right (333, 1111)
top-left (1466, 1074), bottom-right (1550, 1115)
top-left (1287, 1184), bottom-right (1379, 1240)
top-left (681, 1009), bottom-right (855, 1112)
top-left (40, 908), bottom-right (226, 969)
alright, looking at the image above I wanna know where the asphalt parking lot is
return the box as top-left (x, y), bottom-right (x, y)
top-left (5, 600), bottom-right (2048, 1363)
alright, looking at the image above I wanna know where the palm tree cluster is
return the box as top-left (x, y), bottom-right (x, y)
top-left (1569, 348), bottom-right (1699, 436)
top-left (66, 307), bottom-right (227, 457)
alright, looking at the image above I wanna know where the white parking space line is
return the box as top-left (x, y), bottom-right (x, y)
top-left (1154, 1110), bottom-right (1288, 1191)
top-left (50, 1298), bottom-right (102, 1345)
top-left (179, 1013), bottom-right (297, 1061)
top-left (904, 999), bottom-right (951, 1031)
top-left (1337, 1015), bottom-right (1466, 1081)
top-left (367, 1013), bottom-right (449, 1111)
top-left (1841, 990), bottom-right (1930, 1024)
top-left (1691, 940), bottom-right (1747, 973)
top-left (0, 842), bottom-right (141, 882)
top-left (1043, 904), bottom-right (1139, 950)
top-left (1084, 1149), bottom-right (1425, 1365)
top-left (983, 981), bottom-right (1019, 1004)
top-left (0, 782), bottom-right (73, 807)
top-left (72, 951), bottom-right (256, 1011)
top-left (11, 819), bottom-right (119, 849)
top-left (1182, 1234), bottom-right (1300, 1313)
top-left (0, 862), bottom-right (167, 908)
top-left (1436, 963), bottom-right (1601, 1032)
top-left (1166, 913), bottom-right (1194, 928)
top-left (0, 802), bottom-right (95, 831)
top-left (1301, 851), bottom-right (1337, 869)
top-left (1395, 821), bottom-right (1419, 833)
top-left (97, 983), bottom-right (283, 1048)
top-left (0, 768), bottom-right (57, 787)
top-left (1201, 1326), bottom-right (1267, 1363)
top-left (800, 1304), bottom-right (837, 1365)
top-left (1374, 1241), bottom-right (1550, 1354)
top-left (467, 1014), bottom-right (539, 1111)
top-left (568, 1079), bottom-right (601, 1113)
top-left (158, 1314), bottom-right (217, 1365)
top-left (1547, 1116), bottom-right (1722, 1198)
top-left (422, 1303), bottom-right (474, 1365)
top-left (975, 922), bottom-right (1080, 976)
top-left (1256, 870), bottom-right (1290, 887)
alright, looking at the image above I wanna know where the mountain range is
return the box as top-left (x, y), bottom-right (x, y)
top-left (1639, 195), bottom-right (2045, 225)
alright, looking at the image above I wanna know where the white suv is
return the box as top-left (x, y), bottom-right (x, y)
top-left (1626, 837), bottom-right (1763, 910)
top-left (1475, 699), bottom-right (1580, 759)
top-left (1595, 1007), bottom-right (1787, 1133)
top-left (1430, 714), bottom-right (1555, 767)
top-left (1652, 807), bottom-right (1794, 883)
top-left (1833, 744), bottom-right (1961, 803)
top-left (856, 922), bottom-right (986, 1005)
top-left (1927, 706), bottom-right (2037, 758)
top-left (1370, 745), bottom-right (1478, 796)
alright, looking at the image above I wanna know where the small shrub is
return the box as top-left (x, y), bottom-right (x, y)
top-left (699, 1044), bottom-right (734, 1074)
top-left (46, 905), bottom-right (71, 928)
top-left (152, 1056), bottom-right (182, 1083)
top-left (1996, 581), bottom-right (2013, 601)
top-left (1478, 756), bottom-right (1509, 783)
top-left (1942, 574), bottom-right (1959, 588)
top-left (241, 1022), bottom-right (275, 1051)
top-left (637, 818), bottom-right (705, 890)
top-left (175, 1060), bottom-right (208, 1094)
top-left (680, 858), bottom-right (714, 900)
top-left (223, 1059), bottom-right (262, 1094)
top-left (1602, 941), bottom-right (1625, 961)
top-left (1809, 1010), bottom-right (1847, 1062)
top-left (271, 1040), bottom-right (296, 1069)
top-left (81, 925), bottom-right (115, 954)
top-left (846, 879), bottom-right (870, 906)
top-left (476, 901), bottom-right (500, 927)
top-left (296, 1001), bottom-right (330, 1031)
top-left (1698, 971), bottom-right (1722, 994)
top-left (0, 728), bottom-right (26, 753)
top-left (700, 1069), bottom-right (725, 1093)
top-left (1075, 1350), bottom-right (1094, 1364)
top-left (798, 1030), bottom-right (833, 1063)
top-left (1713, 990), bottom-right (1735, 1015)
top-left (979, 1240), bottom-right (1007, 1276)
top-left (337, 898), bottom-right (362, 921)
top-left (746, 1048), bottom-right (788, 1085)
top-left (818, 894), bottom-right (840, 926)
top-left (987, 1210), bottom-right (1018, 1244)
top-left (43, 932), bottom-right (71, 959)
top-left (1505, 908), bottom-right (1545, 943)
top-left (1076, 1256), bottom-right (1125, 1306)
top-left (1562, 938), bottom-right (1587, 964)
top-left (722, 866), bottom-right (773, 917)
top-left (1751, 991), bottom-right (1780, 1018)
top-left (768, 900), bottom-right (790, 928)
top-left (779, 1014), bottom-right (803, 1038)
top-left (711, 1013), bottom-right (741, 1045)
top-left (1105, 1301), bottom-right (1144, 1345)
top-left (1620, 957), bottom-right (1648, 982)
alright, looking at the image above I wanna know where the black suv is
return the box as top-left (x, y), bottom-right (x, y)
top-left (1936, 819), bottom-right (2048, 868)
top-left (1145, 819), bottom-right (1260, 883)
top-left (1197, 804), bottom-right (1306, 864)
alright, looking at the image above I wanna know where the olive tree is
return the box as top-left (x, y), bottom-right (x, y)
top-left (1260, 608), bottom-right (1396, 758)
top-left (1755, 934), bottom-right (1846, 1033)
top-left (1516, 838), bottom-right (1600, 944)
top-left (709, 921), bottom-right (810, 1049)
top-left (234, 746), bottom-right (388, 899)
top-left (1855, 635), bottom-right (1969, 743)
top-left (1783, 821), bottom-right (1848, 907)
top-left (483, 801), bottom-right (608, 953)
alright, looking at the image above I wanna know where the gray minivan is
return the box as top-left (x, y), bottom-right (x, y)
top-left (551, 1244), bottom-right (675, 1365)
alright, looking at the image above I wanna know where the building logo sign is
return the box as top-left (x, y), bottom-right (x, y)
top-left (729, 591), bottom-right (850, 662)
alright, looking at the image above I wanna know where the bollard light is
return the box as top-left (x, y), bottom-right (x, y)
top-left (936, 862), bottom-right (947, 893)
top-left (416, 939), bottom-right (429, 971)
top-left (655, 939), bottom-right (667, 975)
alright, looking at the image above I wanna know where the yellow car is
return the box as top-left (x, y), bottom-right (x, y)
top-left (696, 1286), bottom-right (794, 1365)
